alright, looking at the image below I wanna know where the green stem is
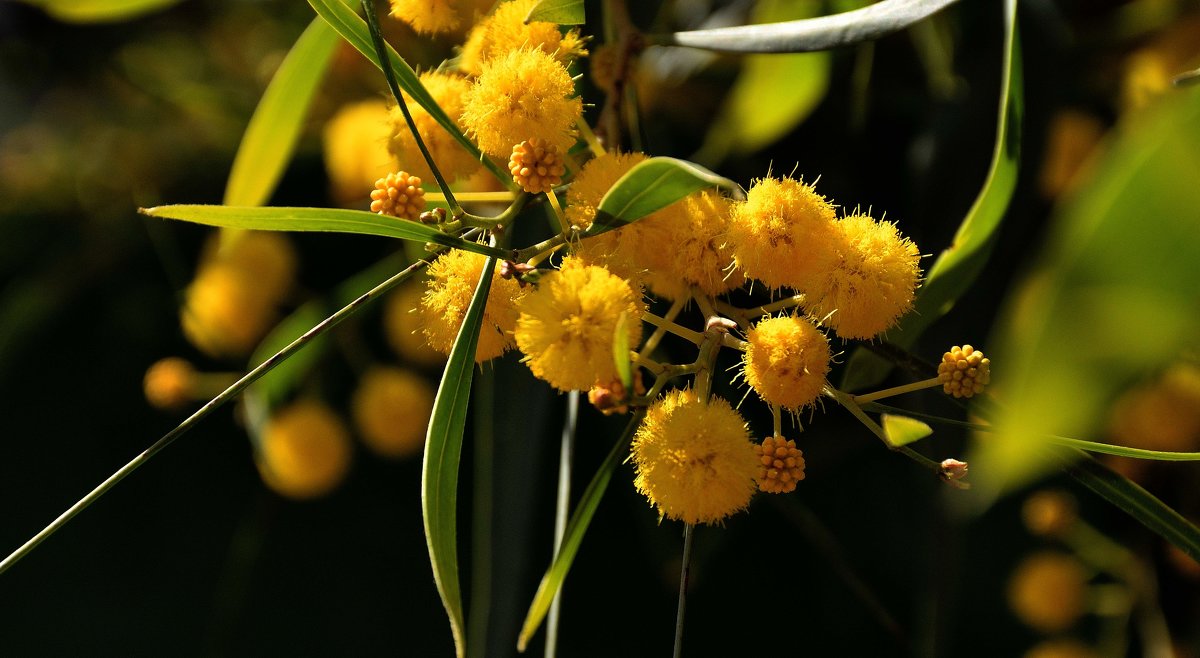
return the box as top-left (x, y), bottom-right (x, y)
top-left (634, 296), bottom-right (686, 367)
top-left (852, 377), bottom-right (942, 403)
top-left (362, 0), bottom-right (460, 215)
top-left (545, 391), bottom-right (579, 658)
top-left (515, 233), bottom-right (568, 262)
top-left (672, 523), bottom-right (695, 658)
top-left (0, 257), bottom-right (431, 576)
top-left (826, 388), bottom-right (947, 479)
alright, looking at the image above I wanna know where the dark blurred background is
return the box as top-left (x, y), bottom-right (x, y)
top-left (1, 0), bottom-right (1198, 656)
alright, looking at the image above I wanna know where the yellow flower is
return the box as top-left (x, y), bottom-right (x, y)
top-left (181, 263), bottom-right (277, 358)
top-left (458, 0), bottom-right (587, 76)
top-left (421, 249), bottom-right (525, 363)
top-left (743, 315), bottom-right (831, 411)
top-left (257, 400), bottom-right (353, 500)
top-left (668, 190), bottom-right (745, 297)
top-left (755, 435), bottom-right (805, 494)
top-left (508, 137), bottom-right (566, 194)
top-left (1023, 640), bottom-right (1100, 658)
top-left (632, 389), bottom-right (759, 525)
top-left (565, 151), bottom-right (647, 231)
top-left (389, 0), bottom-right (460, 35)
top-left (323, 99), bottom-right (395, 205)
top-left (804, 214), bottom-right (921, 340)
top-left (728, 176), bottom-right (840, 292)
top-left (461, 47), bottom-right (582, 159)
top-left (388, 71), bottom-right (480, 183)
top-left (1007, 551), bottom-right (1089, 633)
top-left (351, 367), bottom-right (435, 459)
top-left (1022, 490), bottom-right (1077, 537)
top-left (384, 280), bottom-right (447, 367)
top-left (370, 170), bottom-right (427, 220)
top-left (202, 230), bottom-right (298, 304)
top-left (514, 259), bottom-right (642, 391)
top-left (143, 357), bottom-right (196, 410)
top-left (1108, 363), bottom-right (1200, 452)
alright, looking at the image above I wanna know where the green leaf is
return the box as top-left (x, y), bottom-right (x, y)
top-left (225, 18), bottom-right (339, 207)
top-left (612, 312), bottom-right (633, 394)
top-left (21, 0), bottom-right (180, 23)
top-left (697, 0), bottom-right (831, 162)
top-left (588, 157), bottom-right (741, 235)
top-left (841, 0), bottom-right (1021, 392)
top-left (880, 414), bottom-right (933, 447)
top-left (517, 410), bottom-right (645, 652)
top-left (1065, 455), bottom-right (1200, 563)
top-left (307, 0), bottom-right (512, 186)
top-left (140, 205), bottom-right (510, 258)
top-left (525, 0), bottom-right (584, 25)
top-left (653, 0), bottom-right (957, 53)
top-left (971, 81), bottom-right (1200, 500)
top-left (424, 257), bottom-right (496, 658)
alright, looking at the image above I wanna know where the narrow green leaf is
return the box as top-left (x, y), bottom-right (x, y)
top-left (971, 80), bottom-right (1200, 499)
top-left (589, 157), bottom-right (740, 236)
top-left (652, 0), bottom-right (958, 53)
top-left (140, 205), bottom-right (510, 258)
top-left (22, 0), bottom-right (180, 23)
top-left (424, 257), bottom-right (496, 658)
top-left (225, 18), bottom-right (339, 207)
top-left (842, 0), bottom-right (1021, 392)
top-left (525, 0), bottom-right (584, 25)
top-left (1065, 454), bottom-right (1200, 563)
top-left (697, 0), bottom-right (831, 162)
top-left (880, 414), bottom-right (933, 447)
top-left (517, 409), bottom-right (646, 652)
top-left (612, 312), bottom-right (632, 394)
top-left (307, 0), bottom-right (513, 186)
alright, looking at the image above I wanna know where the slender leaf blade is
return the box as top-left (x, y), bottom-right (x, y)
top-left (424, 257), bottom-right (496, 658)
top-left (842, 0), bottom-right (1021, 391)
top-left (880, 414), bottom-right (933, 447)
top-left (525, 0), bottom-right (584, 25)
top-left (612, 312), bottom-right (632, 393)
top-left (307, 0), bottom-right (512, 186)
top-left (517, 410), bottom-right (645, 651)
top-left (24, 0), bottom-right (180, 23)
top-left (589, 157), bottom-right (740, 235)
top-left (140, 205), bottom-right (510, 258)
top-left (225, 18), bottom-right (339, 207)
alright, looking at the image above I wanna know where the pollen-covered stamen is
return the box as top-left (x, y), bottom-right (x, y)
top-left (755, 435), bottom-right (805, 493)
top-left (938, 345), bottom-right (991, 398)
top-left (371, 171), bottom-right (427, 220)
top-left (509, 138), bottom-right (566, 194)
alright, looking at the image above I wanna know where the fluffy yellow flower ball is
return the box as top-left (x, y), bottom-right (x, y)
top-left (632, 389), bottom-right (759, 525)
top-left (181, 263), bottom-right (276, 358)
top-left (323, 99), bottom-right (395, 205)
top-left (728, 176), bottom-right (840, 292)
top-left (351, 367), bottom-right (435, 459)
top-left (514, 259), bottom-right (642, 392)
top-left (804, 214), bottom-right (921, 340)
top-left (389, 71), bottom-right (480, 183)
top-left (388, 0), bottom-right (460, 34)
top-left (200, 230), bottom-right (297, 305)
top-left (458, 0), bottom-right (587, 76)
top-left (743, 315), bottom-right (831, 411)
top-left (143, 357), bottom-right (196, 410)
top-left (461, 47), bottom-right (582, 159)
top-left (421, 249), bottom-right (525, 363)
top-left (257, 400), bottom-right (353, 500)
top-left (384, 281), bottom-right (446, 367)
top-left (1007, 551), bottom-right (1089, 633)
top-left (668, 190), bottom-right (745, 297)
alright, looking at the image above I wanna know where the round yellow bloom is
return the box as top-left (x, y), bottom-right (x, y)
top-left (384, 281), bottom-right (446, 366)
top-left (371, 171), bottom-right (427, 220)
top-left (632, 389), bottom-right (759, 525)
top-left (669, 190), bottom-right (745, 297)
top-left (421, 249), bottom-right (525, 363)
top-left (1022, 490), bottom-right (1076, 537)
top-left (389, 0), bottom-right (460, 34)
top-left (143, 357), bottom-right (196, 410)
top-left (323, 99), bottom-right (395, 205)
top-left (514, 259), bottom-right (642, 391)
top-left (458, 0), bottom-right (587, 76)
top-left (181, 263), bottom-right (276, 358)
top-left (728, 176), bottom-right (840, 292)
top-left (389, 71), bottom-right (480, 183)
top-left (590, 43), bottom-right (619, 93)
top-left (461, 47), bottom-right (582, 159)
top-left (1023, 640), bottom-right (1100, 658)
top-left (1007, 552), bottom-right (1089, 633)
top-left (257, 400), bottom-right (353, 500)
top-left (804, 214), bottom-right (921, 340)
top-left (1108, 363), bottom-right (1200, 452)
top-left (938, 345), bottom-right (991, 398)
top-left (202, 230), bottom-right (297, 304)
top-left (743, 315), bottom-right (831, 411)
top-left (565, 151), bottom-right (646, 231)
top-left (755, 435), bottom-right (805, 494)
top-left (351, 367), bottom-right (435, 459)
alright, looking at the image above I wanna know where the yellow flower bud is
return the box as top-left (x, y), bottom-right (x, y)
top-left (938, 345), bottom-right (990, 398)
top-left (755, 435), bottom-right (805, 494)
top-left (370, 171), bottom-right (427, 220)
